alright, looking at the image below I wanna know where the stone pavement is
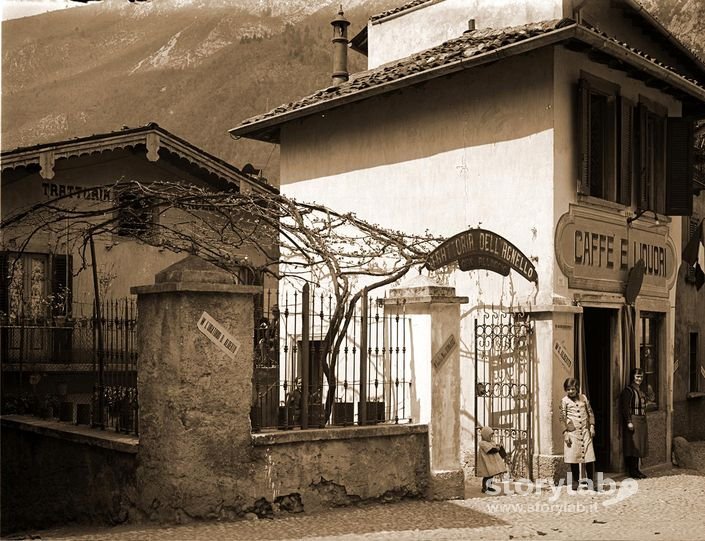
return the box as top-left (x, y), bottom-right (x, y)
top-left (10, 468), bottom-right (705, 541)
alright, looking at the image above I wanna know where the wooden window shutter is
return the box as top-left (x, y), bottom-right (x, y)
top-left (578, 78), bottom-right (591, 195)
top-left (666, 117), bottom-right (694, 216)
top-left (51, 254), bottom-right (73, 317)
top-left (636, 103), bottom-right (649, 210)
top-left (618, 96), bottom-right (634, 205)
top-left (655, 115), bottom-right (667, 215)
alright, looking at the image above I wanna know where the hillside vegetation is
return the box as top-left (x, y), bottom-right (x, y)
top-left (2, 0), bottom-right (396, 181)
top-left (2, 0), bottom-right (702, 184)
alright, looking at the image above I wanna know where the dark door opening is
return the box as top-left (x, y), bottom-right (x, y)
top-left (583, 308), bottom-right (613, 472)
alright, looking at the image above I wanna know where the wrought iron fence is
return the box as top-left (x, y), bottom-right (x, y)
top-left (0, 297), bottom-right (138, 435)
top-left (251, 286), bottom-right (412, 431)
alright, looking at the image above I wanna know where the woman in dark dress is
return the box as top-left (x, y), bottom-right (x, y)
top-left (620, 368), bottom-right (648, 479)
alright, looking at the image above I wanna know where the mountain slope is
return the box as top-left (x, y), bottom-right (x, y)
top-left (1, 0), bottom-right (396, 181)
top-left (2, 0), bottom-right (703, 184)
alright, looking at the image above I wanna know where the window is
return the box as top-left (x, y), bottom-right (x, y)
top-left (640, 312), bottom-right (662, 410)
top-left (578, 74), bottom-right (622, 203)
top-left (637, 98), bottom-right (667, 214)
top-left (116, 188), bottom-right (156, 237)
top-left (690, 332), bottom-right (700, 393)
top-left (0, 252), bottom-right (72, 323)
top-left (685, 216), bottom-right (701, 284)
top-left (578, 73), bottom-right (694, 215)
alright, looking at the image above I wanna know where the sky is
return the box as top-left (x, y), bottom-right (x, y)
top-left (1, 0), bottom-right (92, 21)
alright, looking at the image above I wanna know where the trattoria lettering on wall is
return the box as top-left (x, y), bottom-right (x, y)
top-left (42, 182), bottom-right (111, 201)
top-left (555, 206), bottom-right (676, 298)
top-left (425, 228), bottom-right (537, 283)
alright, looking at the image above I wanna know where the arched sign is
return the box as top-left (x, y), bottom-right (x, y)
top-left (425, 228), bottom-right (537, 283)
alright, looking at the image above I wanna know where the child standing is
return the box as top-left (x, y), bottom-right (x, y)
top-left (559, 378), bottom-right (596, 490)
top-left (477, 426), bottom-right (508, 493)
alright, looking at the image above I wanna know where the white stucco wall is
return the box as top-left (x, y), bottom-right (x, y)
top-left (277, 19), bottom-right (693, 478)
top-left (280, 50), bottom-right (557, 471)
top-left (367, 0), bottom-right (563, 69)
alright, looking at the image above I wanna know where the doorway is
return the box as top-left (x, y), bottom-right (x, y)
top-left (583, 308), bottom-right (614, 471)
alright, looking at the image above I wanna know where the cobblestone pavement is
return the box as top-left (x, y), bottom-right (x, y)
top-left (11, 468), bottom-right (705, 541)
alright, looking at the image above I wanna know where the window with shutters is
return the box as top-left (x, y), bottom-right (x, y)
top-left (636, 98), bottom-right (667, 214)
top-left (578, 73), bottom-right (694, 216)
top-left (0, 252), bottom-right (72, 323)
top-left (578, 73), bottom-right (630, 205)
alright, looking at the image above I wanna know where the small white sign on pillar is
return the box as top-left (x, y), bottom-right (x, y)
top-left (553, 341), bottom-right (573, 372)
top-left (197, 311), bottom-right (240, 359)
top-left (432, 334), bottom-right (457, 369)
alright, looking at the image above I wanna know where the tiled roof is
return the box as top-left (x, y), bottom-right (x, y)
top-left (230, 19), bottom-right (705, 142)
top-left (233, 20), bottom-right (571, 134)
top-left (370, 0), bottom-right (436, 22)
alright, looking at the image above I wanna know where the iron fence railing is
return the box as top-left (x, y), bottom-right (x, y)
top-left (0, 297), bottom-right (138, 435)
top-left (251, 286), bottom-right (412, 431)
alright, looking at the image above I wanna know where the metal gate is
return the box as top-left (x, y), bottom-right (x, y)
top-left (474, 308), bottom-right (534, 481)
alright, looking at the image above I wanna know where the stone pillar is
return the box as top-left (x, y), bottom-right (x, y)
top-left (131, 256), bottom-right (261, 522)
top-left (386, 275), bottom-right (468, 500)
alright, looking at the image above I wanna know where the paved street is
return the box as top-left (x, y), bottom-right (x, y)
top-left (11, 468), bottom-right (705, 541)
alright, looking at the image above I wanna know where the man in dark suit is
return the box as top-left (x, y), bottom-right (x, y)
top-left (621, 368), bottom-right (648, 478)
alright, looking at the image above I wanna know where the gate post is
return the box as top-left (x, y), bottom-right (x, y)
top-left (386, 275), bottom-right (468, 500)
top-left (131, 255), bottom-right (261, 522)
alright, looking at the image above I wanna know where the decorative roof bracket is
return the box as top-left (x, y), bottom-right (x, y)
top-left (146, 132), bottom-right (160, 162)
top-left (39, 150), bottom-right (55, 180)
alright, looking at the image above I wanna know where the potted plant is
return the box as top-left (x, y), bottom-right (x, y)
top-left (333, 398), bottom-right (354, 425)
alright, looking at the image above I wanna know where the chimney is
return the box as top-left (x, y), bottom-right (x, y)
top-left (463, 19), bottom-right (476, 34)
top-left (331, 6), bottom-right (350, 85)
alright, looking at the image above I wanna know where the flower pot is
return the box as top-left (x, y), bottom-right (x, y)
top-left (332, 402), bottom-right (354, 425)
top-left (358, 401), bottom-right (385, 425)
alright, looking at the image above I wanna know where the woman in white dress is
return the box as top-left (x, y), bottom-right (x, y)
top-left (559, 378), bottom-right (596, 490)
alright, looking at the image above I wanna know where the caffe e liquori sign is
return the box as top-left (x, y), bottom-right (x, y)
top-left (555, 205), bottom-right (676, 298)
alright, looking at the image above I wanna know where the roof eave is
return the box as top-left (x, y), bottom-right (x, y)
top-left (618, 0), bottom-right (705, 79)
top-left (2, 124), bottom-right (276, 194)
top-left (573, 25), bottom-right (705, 107)
top-left (229, 24), bottom-right (705, 143)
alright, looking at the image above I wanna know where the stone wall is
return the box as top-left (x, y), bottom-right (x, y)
top-left (250, 425), bottom-right (429, 515)
top-left (131, 256), bottom-right (431, 523)
top-left (1, 416), bottom-right (137, 535)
